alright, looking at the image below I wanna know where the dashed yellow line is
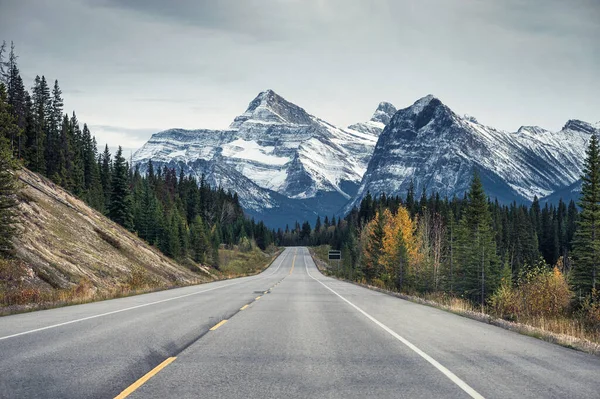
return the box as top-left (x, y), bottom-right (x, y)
top-left (255, 296), bottom-right (261, 300)
top-left (289, 253), bottom-right (296, 275)
top-left (240, 304), bottom-right (249, 311)
top-left (114, 357), bottom-right (176, 399)
top-left (209, 319), bottom-right (228, 331)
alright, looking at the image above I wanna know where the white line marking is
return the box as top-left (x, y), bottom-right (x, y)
top-left (0, 249), bottom-right (293, 341)
top-left (302, 250), bottom-right (485, 399)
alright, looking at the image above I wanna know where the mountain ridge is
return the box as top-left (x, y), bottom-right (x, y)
top-left (132, 90), bottom-right (395, 227)
top-left (133, 90), bottom-right (597, 227)
top-left (346, 95), bottom-right (597, 213)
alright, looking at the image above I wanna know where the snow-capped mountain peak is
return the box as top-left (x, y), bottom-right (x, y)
top-left (347, 101), bottom-right (396, 137)
top-left (517, 126), bottom-right (550, 135)
top-left (409, 94), bottom-right (440, 114)
top-left (348, 95), bottom-right (597, 212)
top-left (133, 90), bottom-right (394, 227)
top-left (229, 89), bottom-right (313, 129)
top-left (563, 119), bottom-right (597, 135)
top-left (371, 102), bottom-right (397, 125)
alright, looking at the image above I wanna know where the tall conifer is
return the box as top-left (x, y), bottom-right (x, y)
top-left (572, 134), bottom-right (600, 297)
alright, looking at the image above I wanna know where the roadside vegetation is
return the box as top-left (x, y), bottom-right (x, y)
top-left (218, 243), bottom-right (280, 278)
top-left (0, 42), bottom-right (279, 315)
top-left (312, 246), bottom-right (600, 354)
top-left (305, 135), bottom-right (600, 354)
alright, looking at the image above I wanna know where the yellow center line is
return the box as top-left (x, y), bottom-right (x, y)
top-left (209, 319), bottom-right (228, 331)
top-left (255, 296), bottom-right (261, 300)
top-left (114, 357), bottom-right (176, 399)
top-left (240, 304), bottom-right (249, 311)
top-left (289, 252), bottom-right (297, 275)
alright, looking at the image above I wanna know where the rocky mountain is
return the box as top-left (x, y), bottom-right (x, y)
top-left (348, 101), bottom-right (397, 136)
top-left (347, 95), bottom-right (597, 212)
top-left (133, 90), bottom-right (395, 227)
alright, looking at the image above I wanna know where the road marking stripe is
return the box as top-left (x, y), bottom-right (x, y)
top-left (0, 248), bottom-right (293, 341)
top-left (114, 357), bottom-right (176, 399)
top-left (255, 296), bottom-right (261, 300)
top-left (240, 304), bottom-right (249, 310)
top-left (209, 319), bottom-right (228, 331)
top-left (303, 253), bottom-right (485, 399)
top-left (289, 250), bottom-right (297, 274)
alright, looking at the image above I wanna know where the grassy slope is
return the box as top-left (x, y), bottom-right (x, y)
top-left (218, 247), bottom-right (281, 278)
top-left (0, 169), bottom-right (275, 314)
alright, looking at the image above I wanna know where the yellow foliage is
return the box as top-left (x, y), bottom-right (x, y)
top-left (490, 264), bottom-right (572, 320)
top-left (379, 205), bottom-right (421, 287)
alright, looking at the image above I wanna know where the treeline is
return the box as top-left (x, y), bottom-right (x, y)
top-left (0, 41), bottom-right (275, 266)
top-left (292, 179), bottom-right (578, 300)
top-left (289, 138), bottom-right (600, 317)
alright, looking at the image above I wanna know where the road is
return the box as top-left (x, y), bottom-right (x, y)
top-left (1, 247), bottom-right (599, 398)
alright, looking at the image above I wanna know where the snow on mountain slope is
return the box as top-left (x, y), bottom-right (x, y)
top-left (347, 101), bottom-right (396, 137)
top-left (133, 90), bottom-right (391, 227)
top-left (347, 95), bottom-right (596, 212)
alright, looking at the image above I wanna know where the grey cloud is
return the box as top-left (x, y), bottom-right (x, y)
top-left (95, 0), bottom-right (317, 40)
top-left (1, 0), bottom-right (598, 144)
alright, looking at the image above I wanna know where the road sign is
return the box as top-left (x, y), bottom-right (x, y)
top-left (328, 250), bottom-right (341, 260)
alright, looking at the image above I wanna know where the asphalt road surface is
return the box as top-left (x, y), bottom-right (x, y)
top-left (1, 247), bottom-right (600, 398)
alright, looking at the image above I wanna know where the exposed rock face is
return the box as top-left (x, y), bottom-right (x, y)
top-left (347, 95), bottom-right (596, 212)
top-left (134, 90), bottom-right (597, 224)
top-left (133, 90), bottom-right (391, 227)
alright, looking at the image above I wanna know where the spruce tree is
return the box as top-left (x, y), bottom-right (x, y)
top-left (455, 171), bottom-right (499, 305)
top-left (69, 112), bottom-right (85, 195)
top-left (100, 145), bottom-right (112, 209)
top-left (0, 41), bottom-right (6, 84)
top-left (0, 83), bottom-right (20, 255)
top-left (108, 146), bottom-right (133, 229)
top-left (572, 134), bottom-right (600, 297)
top-left (45, 80), bottom-right (63, 179)
top-left (190, 216), bottom-right (209, 263)
top-left (29, 75), bottom-right (49, 173)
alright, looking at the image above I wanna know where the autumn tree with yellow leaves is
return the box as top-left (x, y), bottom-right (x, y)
top-left (380, 206), bottom-right (420, 290)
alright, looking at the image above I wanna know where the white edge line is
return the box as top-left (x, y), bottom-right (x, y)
top-left (302, 250), bottom-right (485, 399)
top-left (0, 248), bottom-right (292, 341)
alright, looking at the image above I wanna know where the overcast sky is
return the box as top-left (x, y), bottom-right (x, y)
top-left (1, 0), bottom-right (599, 153)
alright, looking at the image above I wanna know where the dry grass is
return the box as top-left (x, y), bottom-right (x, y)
top-left (1, 169), bottom-right (217, 315)
top-left (0, 257), bottom-right (179, 315)
top-left (217, 246), bottom-right (281, 279)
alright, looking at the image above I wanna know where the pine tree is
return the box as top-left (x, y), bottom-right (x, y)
top-left (190, 215), bottom-right (209, 263)
top-left (572, 134), bottom-right (600, 297)
top-left (69, 112), bottom-right (85, 195)
top-left (100, 145), bottom-right (112, 209)
top-left (455, 171), bottom-right (499, 305)
top-left (29, 75), bottom-right (49, 173)
top-left (0, 83), bottom-right (20, 255)
top-left (54, 114), bottom-right (69, 185)
top-left (0, 41), bottom-right (7, 85)
top-left (7, 64), bottom-right (26, 156)
top-left (45, 80), bottom-right (63, 179)
top-left (108, 146), bottom-right (133, 229)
